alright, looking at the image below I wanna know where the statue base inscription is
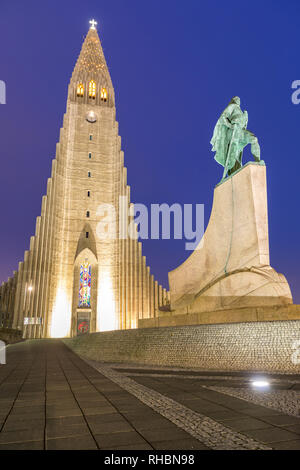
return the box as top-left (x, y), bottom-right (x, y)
top-left (168, 162), bottom-right (293, 315)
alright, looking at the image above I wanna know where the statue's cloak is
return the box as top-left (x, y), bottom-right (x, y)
top-left (211, 103), bottom-right (247, 171)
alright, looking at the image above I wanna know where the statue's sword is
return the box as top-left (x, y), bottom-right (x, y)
top-left (222, 123), bottom-right (238, 179)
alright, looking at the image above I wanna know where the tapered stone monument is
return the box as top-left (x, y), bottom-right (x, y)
top-left (169, 161), bottom-right (293, 313)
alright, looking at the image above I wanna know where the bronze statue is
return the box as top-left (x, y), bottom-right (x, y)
top-left (211, 96), bottom-right (261, 179)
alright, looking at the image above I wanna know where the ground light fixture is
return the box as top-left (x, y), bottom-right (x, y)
top-left (251, 379), bottom-right (270, 388)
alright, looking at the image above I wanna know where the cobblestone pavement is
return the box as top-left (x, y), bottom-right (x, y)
top-left (0, 340), bottom-right (299, 450)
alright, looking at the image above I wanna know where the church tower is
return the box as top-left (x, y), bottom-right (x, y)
top-left (0, 21), bottom-right (169, 338)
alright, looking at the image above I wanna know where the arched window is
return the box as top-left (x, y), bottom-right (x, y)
top-left (78, 259), bottom-right (91, 307)
top-left (77, 83), bottom-right (84, 97)
top-left (89, 80), bottom-right (96, 99)
top-left (101, 87), bottom-right (107, 102)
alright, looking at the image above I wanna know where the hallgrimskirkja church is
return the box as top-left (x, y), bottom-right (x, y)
top-left (0, 22), bottom-right (169, 338)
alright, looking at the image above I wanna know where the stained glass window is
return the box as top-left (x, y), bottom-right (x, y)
top-left (89, 80), bottom-right (96, 98)
top-left (77, 83), bottom-right (84, 97)
top-left (78, 260), bottom-right (91, 307)
top-left (101, 87), bottom-right (107, 101)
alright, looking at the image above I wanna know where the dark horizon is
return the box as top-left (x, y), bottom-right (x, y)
top-left (0, 0), bottom-right (299, 303)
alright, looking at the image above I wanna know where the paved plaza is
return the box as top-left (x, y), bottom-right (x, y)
top-left (0, 340), bottom-right (299, 450)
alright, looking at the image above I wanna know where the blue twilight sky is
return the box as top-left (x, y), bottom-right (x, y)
top-left (0, 0), bottom-right (299, 302)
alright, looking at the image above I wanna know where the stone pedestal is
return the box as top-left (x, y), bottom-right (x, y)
top-left (168, 162), bottom-right (293, 314)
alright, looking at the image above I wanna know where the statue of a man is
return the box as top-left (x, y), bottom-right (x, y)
top-left (210, 96), bottom-right (261, 179)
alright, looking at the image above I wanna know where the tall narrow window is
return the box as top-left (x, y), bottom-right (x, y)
top-left (77, 83), bottom-right (84, 97)
top-left (89, 134), bottom-right (93, 141)
top-left (89, 80), bottom-right (96, 99)
top-left (88, 172), bottom-right (91, 178)
top-left (78, 260), bottom-right (91, 307)
top-left (86, 211), bottom-right (90, 218)
top-left (86, 232), bottom-right (89, 239)
top-left (101, 87), bottom-right (107, 102)
top-left (87, 191), bottom-right (90, 197)
top-left (88, 152), bottom-right (92, 159)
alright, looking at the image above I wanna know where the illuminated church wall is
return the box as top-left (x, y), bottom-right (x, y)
top-left (0, 23), bottom-right (169, 338)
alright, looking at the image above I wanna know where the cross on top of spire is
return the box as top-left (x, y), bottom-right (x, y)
top-left (89, 19), bottom-right (97, 30)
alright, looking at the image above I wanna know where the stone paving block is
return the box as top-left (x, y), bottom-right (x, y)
top-left (210, 397), bottom-right (256, 411)
top-left (92, 379), bottom-right (118, 387)
top-left (46, 422), bottom-right (91, 439)
top-left (46, 407), bottom-right (83, 418)
top-left (0, 399), bottom-right (15, 407)
top-left (95, 430), bottom-right (148, 448)
top-left (3, 417), bottom-right (45, 432)
top-left (0, 390), bottom-right (20, 399)
top-left (87, 412), bottom-right (128, 426)
top-left (18, 392), bottom-right (45, 400)
top-left (0, 440), bottom-right (44, 450)
top-left (152, 438), bottom-right (210, 450)
top-left (21, 386), bottom-right (45, 393)
top-left (94, 385), bottom-right (124, 393)
top-left (131, 419), bottom-right (188, 435)
top-left (82, 404), bottom-right (118, 414)
top-left (14, 399), bottom-right (45, 408)
top-left (185, 400), bottom-right (228, 413)
top-left (283, 424), bottom-right (300, 435)
top-left (47, 398), bottom-right (78, 407)
top-left (9, 410), bottom-right (45, 421)
top-left (46, 401), bottom-right (79, 410)
top-left (67, 383), bottom-right (92, 391)
top-left (115, 403), bottom-right (152, 413)
top-left (166, 392), bottom-right (204, 400)
top-left (46, 435), bottom-right (97, 450)
top-left (206, 410), bottom-right (246, 421)
top-left (107, 401), bottom-right (149, 412)
top-left (139, 427), bottom-right (193, 443)
top-left (46, 398), bottom-right (74, 406)
top-left (47, 415), bottom-right (86, 426)
top-left (74, 391), bottom-right (107, 399)
top-left (87, 417), bottom-right (133, 435)
top-left (260, 415), bottom-right (300, 426)
top-left (46, 385), bottom-right (70, 392)
top-left (224, 417), bottom-right (271, 432)
top-left (76, 399), bottom-right (109, 409)
top-left (103, 390), bottom-right (133, 398)
top-left (271, 439), bottom-right (300, 450)
top-left (0, 407), bottom-right (12, 417)
top-left (82, 406), bottom-right (118, 416)
top-left (108, 397), bottom-right (145, 407)
top-left (74, 391), bottom-right (106, 399)
top-left (243, 427), bottom-right (300, 443)
top-left (0, 428), bottom-right (44, 444)
top-left (46, 391), bottom-right (73, 399)
top-left (10, 405), bottom-right (45, 415)
top-left (238, 406), bottom-right (283, 418)
top-left (125, 417), bottom-right (177, 432)
top-left (106, 442), bottom-right (153, 450)
top-left (122, 409), bottom-right (162, 420)
top-left (194, 390), bottom-right (227, 401)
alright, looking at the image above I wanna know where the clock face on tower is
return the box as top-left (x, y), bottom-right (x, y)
top-left (86, 111), bottom-right (97, 123)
